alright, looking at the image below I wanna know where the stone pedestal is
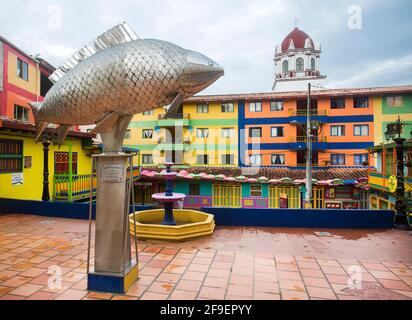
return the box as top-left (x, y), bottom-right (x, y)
top-left (87, 152), bottom-right (138, 293)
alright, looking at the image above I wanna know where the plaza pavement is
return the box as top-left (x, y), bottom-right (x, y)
top-left (0, 213), bottom-right (411, 300)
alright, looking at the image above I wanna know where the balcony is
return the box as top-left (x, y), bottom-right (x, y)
top-left (53, 174), bottom-right (97, 202)
top-left (157, 114), bottom-right (190, 127)
top-left (289, 109), bottom-right (327, 117)
top-left (157, 139), bottom-right (190, 151)
top-left (289, 136), bottom-right (328, 151)
top-left (289, 109), bottom-right (329, 124)
top-left (368, 171), bottom-right (412, 193)
top-left (52, 169), bottom-right (140, 202)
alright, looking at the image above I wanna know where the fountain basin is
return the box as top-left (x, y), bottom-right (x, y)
top-left (129, 209), bottom-right (215, 241)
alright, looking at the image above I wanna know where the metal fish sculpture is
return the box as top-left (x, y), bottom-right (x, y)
top-left (29, 22), bottom-right (224, 147)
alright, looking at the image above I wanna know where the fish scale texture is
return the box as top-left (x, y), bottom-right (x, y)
top-left (38, 39), bottom-right (188, 125)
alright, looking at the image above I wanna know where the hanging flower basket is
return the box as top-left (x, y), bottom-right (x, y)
top-left (257, 176), bottom-right (269, 184)
top-left (235, 175), bottom-right (248, 182)
top-left (269, 179), bottom-right (281, 185)
top-left (280, 177), bottom-right (293, 184)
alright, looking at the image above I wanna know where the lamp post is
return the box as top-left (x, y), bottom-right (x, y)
top-left (384, 116), bottom-right (409, 229)
top-left (290, 82), bottom-right (324, 209)
top-left (305, 83), bottom-right (312, 209)
top-left (41, 133), bottom-right (51, 201)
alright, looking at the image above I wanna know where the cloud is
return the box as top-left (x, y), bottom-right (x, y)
top-left (44, 45), bottom-right (76, 60)
top-left (329, 54), bottom-right (412, 88)
top-left (1, 0), bottom-right (411, 93)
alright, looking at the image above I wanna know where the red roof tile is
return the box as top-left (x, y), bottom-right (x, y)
top-left (140, 166), bottom-right (367, 182)
top-left (184, 85), bottom-right (412, 103)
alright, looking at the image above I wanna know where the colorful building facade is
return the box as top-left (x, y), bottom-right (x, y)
top-left (134, 166), bottom-right (369, 210)
top-left (367, 139), bottom-right (412, 212)
top-left (372, 93), bottom-right (412, 145)
top-left (0, 117), bottom-right (96, 202)
top-left (126, 101), bottom-right (239, 167)
top-left (128, 86), bottom-right (412, 170)
top-left (0, 36), bottom-right (54, 125)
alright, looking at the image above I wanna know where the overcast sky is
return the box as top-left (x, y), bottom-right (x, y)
top-left (1, 0), bottom-right (411, 94)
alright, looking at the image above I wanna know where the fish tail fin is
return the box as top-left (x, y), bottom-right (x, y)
top-left (56, 125), bottom-right (71, 147)
top-left (29, 102), bottom-right (48, 142)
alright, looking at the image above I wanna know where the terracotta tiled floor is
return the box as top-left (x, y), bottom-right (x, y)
top-left (0, 213), bottom-right (411, 300)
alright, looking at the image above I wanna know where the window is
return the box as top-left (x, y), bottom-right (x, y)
top-left (221, 128), bottom-right (234, 138)
top-left (142, 129), bottom-right (153, 139)
top-left (14, 105), bottom-right (29, 122)
top-left (197, 154), bottom-right (208, 165)
top-left (143, 110), bottom-right (153, 115)
top-left (189, 183), bottom-right (200, 196)
top-left (271, 127), bottom-right (284, 137)
top-left (330, 125), bottom-right (345, 136)
top-left (249, 154), bottom-right (262, 166)
top-left (142, 154), bottom-right (153, 164)
top-left (124, 129), bottom-right (131, 139)
top-left (197, 104), bottom-right (209, 113)
top-left (221, 103), bottom-right (234, 113)
top-left (221, 154), bottom-right (234, 165)
top-left (354, 154), bottom-right (368, 165)
top-left (354, 125), bottom-right (369, 136)
top-left (270, 101), bottom-right (284, 111)
top-left (311, 58), bottom-right (316, 71)
top-left (197, 128), bottom-right (209, 138)
top-left (250, 185), bottom-right (262, 197)
top-left (330, 154), bottom-right (345, 165)
top-left (249, 127), bottom-right (262, 138)
top-left (354, 97), bottom-right (369, 108)
top-left (249, 101), bottom-right (262, 112)
top-left (296, 57), bottom-right (304, 72)
top-left (54, 152), bottom-right (78, 175)
top-left (282, 60), bottom-right (289, 74)
top-left (0, 139), bottom-right (23, 173)
top-left (16, 58), bottom-right (28, 81)
top-left (331, 98), bottom-right (345, 109)
top-left (271, 154), bottom-right (285, 165)
top-left (386, 96), bottom-right (404, 107)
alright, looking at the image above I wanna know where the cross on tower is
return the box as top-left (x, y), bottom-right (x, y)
top-left (294, 17), bottom-right (299, 28)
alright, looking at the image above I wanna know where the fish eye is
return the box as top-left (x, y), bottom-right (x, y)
top-left (208, 61), bottom-right (214, 67)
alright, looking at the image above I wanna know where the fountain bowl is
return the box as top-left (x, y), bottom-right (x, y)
top-left (129, 209), bottom-right (215, 241)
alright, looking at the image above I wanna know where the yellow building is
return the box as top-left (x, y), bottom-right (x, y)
top-left (372, 91), bottom-right (412, 146)
top-left (0, 118), bottom-right (96, 202)
top-left (126, 101), bottom-right (239, 167)
top-left (368, 139), bottom-right (412, 217)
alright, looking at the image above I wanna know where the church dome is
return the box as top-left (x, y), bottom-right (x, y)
top-left (281, 27), bottom-right (314, 53)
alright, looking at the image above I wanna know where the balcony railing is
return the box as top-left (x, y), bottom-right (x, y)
top-left (297, 163), bottom-right (320, 167)
top-left (158, 113), bottom-right (190, 120)
top-left (53, 169), bottom-right (140, 202)
top-left (158, 138), bottom-right (191, 144)
top-left (289, 109), bottom-right (327, 117)
top-left (53, 174), bottom-right (97, 202)
top-left (290, 136), bottom-right (327, 143)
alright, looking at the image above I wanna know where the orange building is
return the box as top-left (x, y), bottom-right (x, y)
top-left (0, 36), bottom-right (54, 123)
top-left (185, 85), bottom-right (412, 169)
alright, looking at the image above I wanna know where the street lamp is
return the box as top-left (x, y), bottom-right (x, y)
top-left (41, 132), bottom-right (52, 201)
top-left (384, 116), bottom-right (409, 229)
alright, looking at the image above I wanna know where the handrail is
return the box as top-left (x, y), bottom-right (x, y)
top-left (289, 109), bottom-right (328, 116)
top-left (53, 174), bottom-right (97, 202)
top-left (290, 136), bottom-right (327, 143)
top-left (158, 113), bottom-right (190, 120)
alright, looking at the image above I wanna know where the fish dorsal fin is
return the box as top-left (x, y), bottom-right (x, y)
top-left (49, 22), bottom-right (139, 83)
